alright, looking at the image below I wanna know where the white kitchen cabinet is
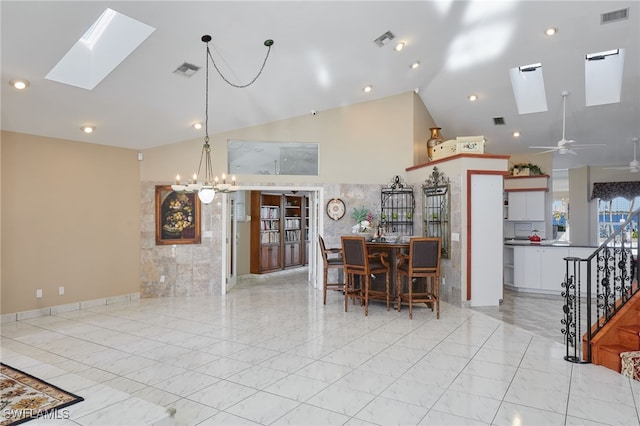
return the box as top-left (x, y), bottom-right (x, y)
top-left (539, 247), bottom-right (570, 291)
top-left (513, 246), bottom-right (541, 290)
top-left (507, 191), bottom-right (546, 221)
top-left (511, 245), bottom-right (570, 293)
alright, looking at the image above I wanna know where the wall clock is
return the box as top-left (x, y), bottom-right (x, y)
top-left (326, 198), bottom-right (346, 221)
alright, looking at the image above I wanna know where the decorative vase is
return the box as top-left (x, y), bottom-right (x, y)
top-left (427, 127), bottom-right (443, 161)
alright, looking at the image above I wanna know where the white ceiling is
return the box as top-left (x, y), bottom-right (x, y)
top-left (2, 1), bottom-right (639, 172)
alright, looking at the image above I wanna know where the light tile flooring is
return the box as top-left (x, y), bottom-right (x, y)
top-left (2, 269), bottom-right (640, 426)
top-left (472, 288), bottom-right (568, 344)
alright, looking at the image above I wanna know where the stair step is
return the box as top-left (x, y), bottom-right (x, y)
top-left (600, 344), bottom-right (637, 372)
top-left (617, 324), bottom-right (640, 348)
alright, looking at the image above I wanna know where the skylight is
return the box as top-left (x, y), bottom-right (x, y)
top-left (509, 63), bottom-right (548, 114)
top-left (45, 8), bottom-right (155, 90)
top-left (585, 48), bottom-right (625, 106)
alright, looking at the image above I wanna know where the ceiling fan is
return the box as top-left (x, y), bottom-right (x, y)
top-left (605, 138), bottom-right (640, 173)
top-left (529, 90), bottom-right (606, 155)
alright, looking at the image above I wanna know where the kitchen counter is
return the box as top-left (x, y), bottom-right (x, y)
top-left (503, 244), bottom-right (599, 295)
top-left (504, 239), bottom-right (596, 248)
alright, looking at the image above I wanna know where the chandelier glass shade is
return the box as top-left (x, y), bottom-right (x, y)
top-left (172, 34), bottom-right (274, 204)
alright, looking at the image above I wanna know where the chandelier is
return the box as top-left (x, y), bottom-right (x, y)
top-left (172, 34), bottom-right (274, 204)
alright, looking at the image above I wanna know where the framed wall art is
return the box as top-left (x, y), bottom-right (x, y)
top-left (155, 185), bottom-right (201, 245)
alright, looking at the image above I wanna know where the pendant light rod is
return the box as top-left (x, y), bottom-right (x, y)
top-left (561, 90), bottom-right (568, 141)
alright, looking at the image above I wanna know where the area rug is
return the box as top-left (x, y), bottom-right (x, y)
top-left (0, 363), bottom-right (84, 426)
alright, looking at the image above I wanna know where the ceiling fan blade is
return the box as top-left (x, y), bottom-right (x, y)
top-left (570, 144), bottom-right (607, 149)
top-left (533, 149), bottom-right (558, 155)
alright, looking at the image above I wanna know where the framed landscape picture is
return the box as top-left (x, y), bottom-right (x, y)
top-left (155, 185), bottom-right (201, 245)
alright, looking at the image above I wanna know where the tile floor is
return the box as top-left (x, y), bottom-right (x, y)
top-left (2, 269), bottom-right (640, 425)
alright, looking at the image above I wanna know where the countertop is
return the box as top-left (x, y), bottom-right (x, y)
top-left (503, 239), bottom-right (597, 248)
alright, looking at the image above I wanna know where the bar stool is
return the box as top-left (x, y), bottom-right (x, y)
top-left (396, 237), bottom-right (441, 319)
top-left (319, 235), bottom-right (344, 304)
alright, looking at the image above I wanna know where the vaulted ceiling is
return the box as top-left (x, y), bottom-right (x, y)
top-left (2, 1), bottom-right (639, 172)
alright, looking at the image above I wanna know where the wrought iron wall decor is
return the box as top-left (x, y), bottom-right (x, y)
top-left (380, 175), bottom-right (415, 235)
top-left (423, 167), bottom-right (451, 259)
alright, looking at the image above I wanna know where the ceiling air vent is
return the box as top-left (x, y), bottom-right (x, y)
top-left (373, 31), bottom-right (395, 47)
top-left (601, 8), bottom-right (629, 24)
top-left (174, 62), bottom-right (200, 77)
top-left (493, 117), bottom-right (505, 126)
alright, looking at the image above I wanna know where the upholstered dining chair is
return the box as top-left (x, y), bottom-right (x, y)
top-left (396, 237), bottom-right (441, 319)
top-left (319, 235), bottom-right (344, 304)
top-left (341, 235), bottom-right (390, 316)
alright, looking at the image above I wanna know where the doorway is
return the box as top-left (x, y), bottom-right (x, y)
top-left (220, 186), bottom-right (324, 295)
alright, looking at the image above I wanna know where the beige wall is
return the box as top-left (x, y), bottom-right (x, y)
top-left (141, 92), bottom-right (419, 184)
top-left (1, 131), bottom-right (141, 314)
top-left (412, 94), bottom-right (437, 166)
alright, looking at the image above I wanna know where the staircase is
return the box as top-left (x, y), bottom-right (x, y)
top-left (562, 207), bottom-right (640, 373)
top-left (587, 286), bottom-right (640, 372)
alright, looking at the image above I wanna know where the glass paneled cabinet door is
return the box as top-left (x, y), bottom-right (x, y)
top-left (423, 167), bottom-right (451, 259)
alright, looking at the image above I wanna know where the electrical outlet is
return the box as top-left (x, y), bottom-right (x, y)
top-left (441, 277), bottom-right (446, 286)
top-left (36, 289), bottom-right (43, 298)
top-left (160, 275), bottom-right (166, 283)
top-left (58, 286), bottom-right (65, 295)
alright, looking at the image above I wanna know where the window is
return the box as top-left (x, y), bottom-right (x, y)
top-left (553, 198), bottom-right (568, 239)
top-left (597, 196), bottom-right (639, 245)
top-left (227, 140), bottom-right (319, 176)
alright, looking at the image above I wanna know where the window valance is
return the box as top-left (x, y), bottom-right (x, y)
top-left (591, 181), bottom-right (640, 201)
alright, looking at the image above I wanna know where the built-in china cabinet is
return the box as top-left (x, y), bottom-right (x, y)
top-left (250, 191), bottom-right (308, 274)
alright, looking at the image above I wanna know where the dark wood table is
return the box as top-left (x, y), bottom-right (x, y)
top-left (366, 241), bottom-right (409, 302)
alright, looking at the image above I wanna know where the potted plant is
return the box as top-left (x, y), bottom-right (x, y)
top-left (510, 162), bottom-right (543, 176)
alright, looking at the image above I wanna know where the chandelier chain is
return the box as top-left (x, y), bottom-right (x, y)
top-left (206, 42), bottom-right (273, 89)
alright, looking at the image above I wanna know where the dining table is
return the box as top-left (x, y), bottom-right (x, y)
top-left (366, 240), bottom-right (410, 303)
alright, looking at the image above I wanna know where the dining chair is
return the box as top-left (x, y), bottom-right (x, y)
top-left (396, 237), bottom-right (441, 319)
top-left (319, 235), bottom-right (344, 304)
top-left (341, 235), bottom-right (390, 315)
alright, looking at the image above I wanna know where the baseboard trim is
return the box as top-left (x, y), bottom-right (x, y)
top-left (1, 292), bottom-right (141, 324)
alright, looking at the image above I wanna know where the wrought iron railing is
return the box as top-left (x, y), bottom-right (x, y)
top-left (562, 207), bottom-right (640, 363)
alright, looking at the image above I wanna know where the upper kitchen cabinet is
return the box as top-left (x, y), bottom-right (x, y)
top-left (504, 175), bottom-right (549, 222)
top-left (506, 191), bottom-right (545, 221)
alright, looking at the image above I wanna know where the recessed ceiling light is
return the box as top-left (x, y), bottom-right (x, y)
top-left (394, 42), bottom-right (405, 52)
top-left (363, 85), bottom-right (373, 93)
top-left (9, 79), bottom-right (29, 90)
top-left (81, 125), bottom-right (95, 134)
top-left (468, 94), bottom-right (478, 102)
top-left (192, 122), bottom-right (203, 130)
top-left (410, 61), bottom-right (420, 69)
top-left (545, 27), bottom-right (558, 36)
top-left (513, 131), bottom-right (521, 137)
